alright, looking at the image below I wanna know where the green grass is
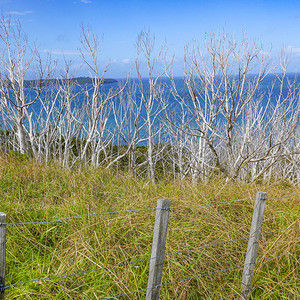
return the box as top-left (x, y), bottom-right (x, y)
top-left (0, 154), bottom-right (299, 299)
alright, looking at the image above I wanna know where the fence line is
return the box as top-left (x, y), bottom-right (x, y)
top-left (3, 257), bottom-right (152, 290)
top-left (0, 208), bottom-right (158, 226)
top-left (101, 252), bottom-right (296, 300)
top-left (0, 197), bottom-right (252, 226)
top-left (1, 193), bottom-right (298, 227)
top-left (216, 251), bottom-right (298, 300)
top-left (99, 264), bottom-right (247, 300)
top-left (170, 197), bottom-right (252, 210)
top-left (1, 225), bottom-right (297, 291)
top-left (266, 193), bottom-right (300, 199)
top-left (0, 192), bottom-right (299, 299)
top-left (165, 225), bottom-right (298, 258)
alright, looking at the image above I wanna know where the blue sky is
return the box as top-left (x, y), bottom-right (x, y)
top-left (1, 0), bottom-right (300, 78)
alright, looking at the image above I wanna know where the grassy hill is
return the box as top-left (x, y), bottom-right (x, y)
top-left (0, 153), bottom-right (299, 299)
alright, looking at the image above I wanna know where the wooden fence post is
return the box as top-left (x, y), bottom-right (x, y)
top-left (241, 192), bottom-right (267, 300)
top-left (146, 199), bottom-right (171, 300)
top-left (0, 212), bottom-right (7, 300)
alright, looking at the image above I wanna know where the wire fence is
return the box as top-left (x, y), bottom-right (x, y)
top-left (0, 207), bottom-right (158, 226)
top-left (0, 198), bottom-right (252, 227)
top-left (1, 193), bottom-right (299, 227)
top-left (0, 192), bottom-right (299, 299)
top-left (101, 251), bottom-right (297, 300)
top-left (3, 225), bottom-right (296, 291)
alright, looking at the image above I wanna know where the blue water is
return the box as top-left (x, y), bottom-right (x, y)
top-left (23, 73), bottom-right (299, 111)
top-left (2, 74), bottom-right (300, 141)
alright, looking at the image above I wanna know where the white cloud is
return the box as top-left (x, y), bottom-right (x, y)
top-left (44, 49), bottom-right (81, 55)
top-left (286, 46), bottom-right (300, 54)
top-left (8, 11), bottom-right (33, 16)
top-left (109, 58), bottom-right (132, 65)
top-left (121, 58), bottom-right (131, 64)
top-left (80, 0), bottom-right (92, 4)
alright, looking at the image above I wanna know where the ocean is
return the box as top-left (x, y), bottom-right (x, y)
top-left (1, 73), bottom-right (299, 143)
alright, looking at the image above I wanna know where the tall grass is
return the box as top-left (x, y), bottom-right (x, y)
top-left (0, 154), bottom-right (299, 299)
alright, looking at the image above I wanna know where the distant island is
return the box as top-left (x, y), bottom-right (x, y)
top-left (24, 77), bottom-right (118, 88)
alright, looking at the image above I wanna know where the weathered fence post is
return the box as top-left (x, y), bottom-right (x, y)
top-left (241, 192), bottom-right (267, 300)
top-left (0, 212), bottom-right (7, 300)
top-left (146, 199), bottom-right (171, 300)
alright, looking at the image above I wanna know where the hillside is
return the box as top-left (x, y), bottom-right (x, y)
top-left (0, 154), bottom-right (299, 299)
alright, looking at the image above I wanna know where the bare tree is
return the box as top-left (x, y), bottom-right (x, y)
top-left (0, 15), bottom-right (55, 157)
top-left (242, 69), bottom-right (300, 182)
top-left (109, 81), bottom-right (144, 174)
top-left (79, 25), bottom-right (126, 166)
top-left (167, 32), bottom-right (300, 182)
top-left (168, 32), bottom-right (271, 180)
top-left (0, 19), bottom-right (298, 184)
top-left (135, 30), bottom-right (172, 183)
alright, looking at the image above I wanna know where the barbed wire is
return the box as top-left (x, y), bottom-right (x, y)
top-left (267, 193), bottom-right (300, 200)
top-left (3, 256), bottom-right (153, 290)
top-left (100, 252), bottom-right (296, 300)
top-left (0, 197), bottom-right (253, 226)
top-left (170, 198), bottom-right (252, 210)
top-left (98, 264), bottom-right (247, 300)
top-left (171, 193), bottom-right (300, 211)
top-left (166, 237), bottom-right (250, 257)
top-left (1, 193), bottom-right (297, 295)
top-left (3, 225), bottom-right (297, 291)
top-left (0, 207), bottom-right (158, 226)
top-left (1, 194), bottom-right (299, 227)
top-left (165, 225), bottom-right (298, 258)
top-left (261, 226), bottom-right (298, 236)
top-left (216, 251), bottom-right (298, 300)
top-left (256, 251), bottom-right (298, 263)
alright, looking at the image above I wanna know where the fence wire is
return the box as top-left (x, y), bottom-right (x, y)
top-left (1, 193), bottom-right (298, 226)
top-left (171, 193), bottom-right (300, 211)
top-left (216, 251), bottom-right (299, 300)
top-left (100, 252), bottom-right (296, 300)
top-left (0, 197), bottom-right (254, 226)
top-left (170, 198), bottom-right (252, 210)
top-left (266, 193), bottom-right (300, 200)
top-left (165, 225), bottom-right (298, 258)
top-left (3, 225), bottom-right (297, 291)
top-left (99, 264), bottom-right (247, 300)
top-left (0, 207), bottom-right (158, 226)
top-left (3, 257), bottom-right (152, 290)
top-left (1, 193), bottom-right (298, 297)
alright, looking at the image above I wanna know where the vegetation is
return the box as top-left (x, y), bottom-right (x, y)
top-left (0, 17), bottom-right (299, 184)
top-left (1, 154), bottom-right (299, 299)
top-left (0, 14), bottom-right (299, 299)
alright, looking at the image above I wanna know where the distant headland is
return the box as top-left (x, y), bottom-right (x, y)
top-left (24, 77), bottom-right (118, 88)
